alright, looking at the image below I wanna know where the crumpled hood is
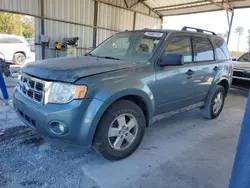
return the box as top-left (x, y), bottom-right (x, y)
top-left (22, 56), bottom-right (138, 83)
top-left (234, 61), bottom-right (250, 70)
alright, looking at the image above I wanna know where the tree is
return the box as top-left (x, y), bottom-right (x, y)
top-left (21, 16), bottom-right (34, 38)
top-left (0, 12), bottom-right (34, 38)
top-left (0, 12), bottom-right (13, 34)
top-left (235, 26), bottom-right (244, 55)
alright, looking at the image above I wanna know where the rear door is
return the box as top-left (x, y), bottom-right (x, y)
top-left (193, 36), bottom-right (217, 103)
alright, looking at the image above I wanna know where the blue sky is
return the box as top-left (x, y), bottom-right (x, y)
top-left (163, 8), bottom-right (250, 52)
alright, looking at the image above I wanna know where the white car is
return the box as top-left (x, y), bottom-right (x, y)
top-left (0, 34), bottom-right (32, 65)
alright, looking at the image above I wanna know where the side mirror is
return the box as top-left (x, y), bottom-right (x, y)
top-left (158, 53), bottom-right (183, 66)
top-left (232, 58), bottom-right (238, 61)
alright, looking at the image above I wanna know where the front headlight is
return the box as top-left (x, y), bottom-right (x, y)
top-left (45, 82), bottom-right (87, 104)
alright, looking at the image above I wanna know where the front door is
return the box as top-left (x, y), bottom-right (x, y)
top-left (153, 35), bottom-right (199, 115)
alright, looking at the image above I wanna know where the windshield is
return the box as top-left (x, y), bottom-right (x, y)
top-left (238, 53), bottom-right (250, 62)
top-left (89, 31), bottom-right (164, 62)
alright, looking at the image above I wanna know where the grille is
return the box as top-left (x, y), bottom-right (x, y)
top-left (233, 71), bottom-right (243, 77)
top-left (17, 109), bottom-right (36, 127)
top-left (233, 70), bottom-right (250, 78)
top-left (19, 74), bottom-right (45, 103)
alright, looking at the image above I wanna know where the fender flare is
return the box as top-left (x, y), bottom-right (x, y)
top-left (87, 88), bottom-right (155, 143)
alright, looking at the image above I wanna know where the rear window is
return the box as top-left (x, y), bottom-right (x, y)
top-left (0, 36), bottom-right (23, 44)
top-left (213, 38), bottom-right (231, 60)
top-left (194, 37), bottom-right (214, 62)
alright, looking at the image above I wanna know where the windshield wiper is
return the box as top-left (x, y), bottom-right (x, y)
top-left (86, 54), bottom-right (120, 60)
top-left (103, 56), bottom-right (120, 60)
top-left (85, 53), bottom-right (92, 56)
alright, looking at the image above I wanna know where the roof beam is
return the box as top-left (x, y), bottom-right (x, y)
top-left (226, 0), bottom-right (233, 10)
top-left (158, 3), bottom-right (211, 12)
top-left (153, 1), bottom-right (206, 10)
top-left (206, 0), bottom-right (233, 11)
top-left (141, 1), bottom-right (162, 17)
top-left (124, 0), bottom-right (129, 8)
top-left (128, 0), bottom-right (140, 8)
top-left (94, 0), bottom-right (160, 18)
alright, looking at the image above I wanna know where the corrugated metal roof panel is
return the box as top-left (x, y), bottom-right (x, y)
top-left (145, 0), bottom-right (250, 16)
top-left (158, 3), bottom-right (220, 16)
top-left (146, 0), bottom-right (208, 8)
top-left (130, 2), bottom-right (150, 14)
top-left (98, 3), bottom-right (134, 31)
top-left (1, 0), bottom-right (250, 18)
top-left (0, 0), bottom-right (40, 16)
top-left (150, 11), bottom-right (160, 17)
top-left (135, 13), bottom-right (161, 30)
top-left (100, 0), bottom-right (127, 7)
top-left (44, 0), bottom-right (94, 25)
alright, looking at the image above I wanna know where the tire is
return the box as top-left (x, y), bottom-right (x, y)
top-left (13, 52), bottom-right (26, 65)
top-left (201, 85), bottom-right (226, 119)
top-left (92, 100), bottom-right (146, 160)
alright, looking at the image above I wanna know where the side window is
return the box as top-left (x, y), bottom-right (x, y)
top-left (194, 37), bottom-right (214, 62)
top-left (0, 37), bottom-right (22, 44)
top-left (8, 37), bottom-right (23, 43)
top-left (213, 38), bottom-right (231, 60)
top-left (165, 36), bottom-right (192, 63)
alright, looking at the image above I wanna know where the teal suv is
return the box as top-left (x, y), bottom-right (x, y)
top-left (13, 27), bottom-right (233, 160)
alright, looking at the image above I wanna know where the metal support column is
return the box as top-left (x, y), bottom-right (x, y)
top-left (160, 16), bottom-right (163, 29)
top-left (229, 91), bottom-right (250, 188)
top-left (93, 0), bottom-right (98, 48)
top-left (227, 11), bottom-right (234, 44)
top-left (133, 12), bottom-right (136, 30)
top-left (41, 0), bottom-right (45, 59)
top-left (226, 11), bottom-right (230, 27)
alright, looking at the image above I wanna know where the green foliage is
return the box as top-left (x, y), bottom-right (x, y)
top-left (0, 12), bottom-right (34, 38)
top-left (231, 51), bottom-right (244, 58)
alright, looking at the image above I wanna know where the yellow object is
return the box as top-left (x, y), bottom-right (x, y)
top-left (56, 43), bottom-right (62, 50)
top-left (75, 85), bottom-right (88, 99)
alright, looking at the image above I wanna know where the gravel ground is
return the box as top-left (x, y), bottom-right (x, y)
top-left (0, 88), bottom-right (248, 188)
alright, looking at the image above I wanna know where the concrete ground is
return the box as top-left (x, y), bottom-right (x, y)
top-left (0, 82), bottom-right (248, 188)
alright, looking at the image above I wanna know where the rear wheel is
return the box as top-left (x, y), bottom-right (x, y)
top-left (13, 52), bottom-right (26, 65)
top-left (201, 85), bottom-right (225, 119)
top-left (93, 100), bottom-right (146, 160)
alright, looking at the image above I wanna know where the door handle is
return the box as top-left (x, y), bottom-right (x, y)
top-left (186, 69), bottom-right (195, 75)
top-left (213, 66), bottom-right (219, 72)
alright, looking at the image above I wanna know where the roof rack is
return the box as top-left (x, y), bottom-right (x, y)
top-left (182, 26), bottom-right (216, 35)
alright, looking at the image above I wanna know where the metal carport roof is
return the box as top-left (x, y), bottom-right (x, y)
top-left (1, 0), bottom-right (249, 60)
top-left (141, 0), bottom-right (250, 16)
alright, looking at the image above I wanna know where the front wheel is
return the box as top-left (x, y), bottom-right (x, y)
top-left (201, 85), bottom-right (226, 119)
top-left (92, 100), bottom-right (146, 160)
